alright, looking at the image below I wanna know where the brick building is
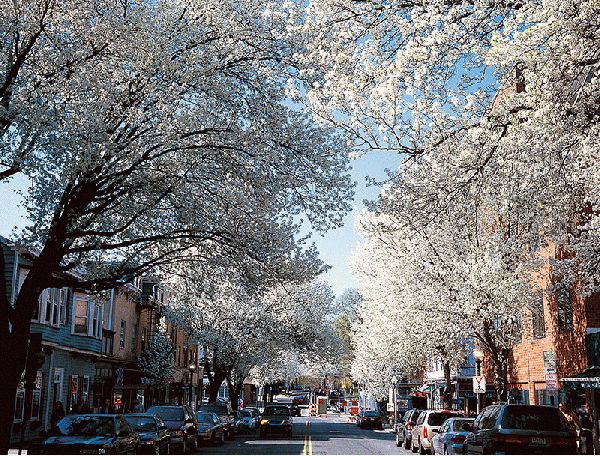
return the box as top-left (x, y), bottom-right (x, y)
top-left (502, 243), bottom-right (600, 411)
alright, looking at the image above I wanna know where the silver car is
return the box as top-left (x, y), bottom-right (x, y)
top-left (431, 417), bottom-right (474, 454)
top-left (411, 410), bottom-right (464, 454)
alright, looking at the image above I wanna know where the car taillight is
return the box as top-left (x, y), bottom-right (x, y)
top-left (497, 434), bottom-right (529, 445)
top-left (450, 435), bottom-right (466, 444)
top-left (407, 424), bottom-right (412, 430)
top-left (552, 437), bottom-right (574, 446)
top-left (423, 427), bottom-right (428, 439)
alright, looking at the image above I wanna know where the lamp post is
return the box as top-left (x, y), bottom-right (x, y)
top-left (391, 375), bottom-right (398, 430)
top-left (188, 363), bottom-right (196, 408)
top-left (473, 350), bottom-right (484, 414)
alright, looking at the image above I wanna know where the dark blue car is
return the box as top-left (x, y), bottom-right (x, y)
top-left (124, 413), bottom-right (171, 454)
top-left (33, 414), bottom-right (140, 454)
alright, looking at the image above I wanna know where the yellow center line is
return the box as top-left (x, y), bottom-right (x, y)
top-left (309, 435), bottom-right (313, 456)
top-left (302, 434), bottom-right (307, 455)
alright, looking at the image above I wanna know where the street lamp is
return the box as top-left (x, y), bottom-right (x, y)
top-left (473, 350), bottom-right (484, 414)
top-left (189, 363), bottom-right (196, 408)
top-left (391, 375), bottom-right (398, 430)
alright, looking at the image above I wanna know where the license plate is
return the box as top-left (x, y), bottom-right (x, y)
top-left (530, 436), bottom-right (548, 446)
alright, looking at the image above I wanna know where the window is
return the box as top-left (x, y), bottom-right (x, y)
top-left (92, 304), bottom-right (102, 338)
top-left (119, 320), bottom-right (126, 349)
top-left (557, 286), bottom-right (573, 333)
top-left (59, 289), bottom-right (68, 325)
top-left (102, 331), bottom-right (114, 355)
top-left (31, 390), bottom-right (41, 421)
top-left (532, 292), bottom-right (546, 339)
top-left (52, 368), bottom-right (64, 404)
top-left (14, 390), bottom-right (25, 422)
top-left (74, 299), bottom-right (89, 334)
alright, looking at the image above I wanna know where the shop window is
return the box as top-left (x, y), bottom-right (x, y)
top-left (31, 390), bottom-right (41, 420)
top-left (14, 390), bottom-right (25, 422)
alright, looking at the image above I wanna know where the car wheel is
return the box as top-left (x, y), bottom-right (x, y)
top-left (443, 446), bottom-right (449, 455)
top-left (182, 439), bottom-right (187, 454)
top-left (404, 437), bottom-right (410, 450)
top-left (419, 442), bottom-right (429, 455)
top-left (220, 432), bottom-right (226, 444)
top-left (153, 445), bottom-right (160, 455)
top-left (190, 436), bottom-right (198, 453)
top-left (165, 443), bottom-right (170, 455)
top-left (412, 439), bottom-right (418, 453)
top-left (396, 434), bottom-right (402, 447)
top-left (431, 444), bottom-right (435, 455)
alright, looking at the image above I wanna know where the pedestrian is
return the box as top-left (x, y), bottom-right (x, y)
top-left (132, 399), bottom-right (144, 413)
top-left (79, 396), bottom-right (91, 414)
top-left (49, 401), bottom-right (65, 432)
top-left (100, 398), bottom-right (114, 414)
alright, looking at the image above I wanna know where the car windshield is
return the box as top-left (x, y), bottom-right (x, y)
top-left (239, 411), bottom-right (252, 418)
top-left (55, 416), bottom-right (114, 437)
top-left (408, 410), bottom-right (422, 424)
top-left (363, 411), bottom-right (380, 417)
top-left (147, 407), bottom-right (183, 421)
top-left (501, 406), bottom-right (572, 432)
top-left (428, 413), bottom-right (463, 426)
top-left (202, 405), bottom-right (227, 415)
top-left (124, 416), bottom-right (156, 432)
top-left (453, 420), bottom-right (475, 432)
top-left (196, 413), bottom-right (214, 424)
top-left (263, 407), bottom-right (291, 416)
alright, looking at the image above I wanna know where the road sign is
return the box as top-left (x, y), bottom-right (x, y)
top-left (387, 402), bottom-right (394, 412)
top-left (473, 375), bottom-right (486, 393)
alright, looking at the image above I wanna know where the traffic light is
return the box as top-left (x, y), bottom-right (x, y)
top-left (24, 332), bottom-right (44, 383)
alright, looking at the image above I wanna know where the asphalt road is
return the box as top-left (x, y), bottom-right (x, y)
top-left (195, 414), bottom-right (412, 455)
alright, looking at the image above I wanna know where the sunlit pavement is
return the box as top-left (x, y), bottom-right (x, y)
top-left (194, 413), bottom-right (412, 455)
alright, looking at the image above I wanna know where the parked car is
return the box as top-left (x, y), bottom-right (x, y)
top-left (259, 404), bottom-right (293, 438)
top-left (196, 411), bottom-right (226, 445)
top-left (200, 402), bottom-right (236, 439)
top-left (431, 417), bottom-right (474, 455)
top-left (33, 414), bottom-right (140, 454)
top-left (396, 409), bottom-right (424, 449)
top-left (464, 404), bottom-right (577, 455)
top-left (236, 409), bottom-right (258, 432)
top-left (146, 405), bottom-right (198, 453)
top-left (412, 410), bottom-right (464, 454)
top-left (356, 410), bottom-right (384, 430)
top-left (289, 404), bottom-right (302, 417)
top-left (124, 413), bottom-right (171, 455)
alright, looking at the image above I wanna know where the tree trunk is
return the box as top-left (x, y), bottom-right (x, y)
top-left (227, 379), bottom-right (243, 411)
top-left (442, 360), bottom-right (455, 410)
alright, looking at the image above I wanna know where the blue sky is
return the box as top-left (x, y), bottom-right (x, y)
top-left (308, 151), bottom-right (401, 295)
top-left (0, 152), bottom-right (400, 297)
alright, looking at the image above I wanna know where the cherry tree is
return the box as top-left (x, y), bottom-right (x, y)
top-left (0, 0), bottom-right (354, 447)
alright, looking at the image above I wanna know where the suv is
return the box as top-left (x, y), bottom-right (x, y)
top-left (396, 409), bottom-right (423, 449)
top-left (146, 405), bottom-right (198, 453)
top-left (411, 410), bottom-right (464, 454)
top-left (464, 404), bottom-right (577, 454)
top-left (200, 402), bottom-right (235, 439)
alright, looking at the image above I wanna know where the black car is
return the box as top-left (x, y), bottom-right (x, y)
top-left (259, 405), bottom-right (293, 438)
top-left (146, 405), bottom-right (198, 453)
top-left (124, 413), bottom-right (171, 454)
top-left (289, 404), bottom-right (302, 417)
top-left (357, 410), bottom-right (383, 429)
top-left (396, 408), bottom-right (423, 449)
top-left (200, 402), bottom-right (235, 439)
top-left (33, 414), bottom-right (140, 454)
top-left (464, 404), bottom-right (577, 454)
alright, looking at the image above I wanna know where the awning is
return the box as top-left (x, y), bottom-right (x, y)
top-left (562, 366), bottom-right (600, 389)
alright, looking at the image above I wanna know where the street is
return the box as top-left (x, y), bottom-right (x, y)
top-left (201, 414), bottom-right (405, 455)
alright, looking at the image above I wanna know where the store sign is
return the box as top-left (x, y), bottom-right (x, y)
top-left (473, 375), bottom-right (486, 393)
top-left (544, 351), bottom-right (558, 392)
